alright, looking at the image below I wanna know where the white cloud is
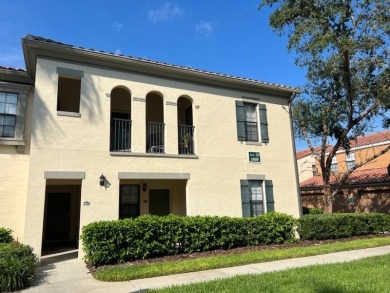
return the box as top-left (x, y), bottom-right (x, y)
top-left (112, 22), bottom-right (124, 32)
top-left (114, 49), bottom-right (122, 55)
top-left (148, 3), bottom-right (184, 23)
top-left (195, 21), bottom-right (214, 36)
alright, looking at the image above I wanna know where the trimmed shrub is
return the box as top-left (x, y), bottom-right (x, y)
top-left (0, 243), bottom-right (37, 292)
top-left (302, 207), bottom-right (324, 215)
top-left (0, 228), bottom-right (13, 244)
top-left (81, 213), bottom-right (296, 266)
top-left (298, 213), bottom-right (390, 240)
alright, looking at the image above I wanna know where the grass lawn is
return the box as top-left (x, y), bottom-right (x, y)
top-left (150, 253), bottom-right (390, 293)
top-left (92, 236), bottom-right (390, 281)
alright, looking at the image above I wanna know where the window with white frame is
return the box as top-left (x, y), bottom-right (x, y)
top-left (346, 152), bottom-right (356, 170)
top-left (235, 101), bottom-right (269, 143)
top-left (0, 91), bottom-right (18, 137)
top-left (249, 180), bottom-right (264, 216)
top-left (243, 103), bottom-right (258, 142)
top-left (330, 156), bottom-right (338, 173)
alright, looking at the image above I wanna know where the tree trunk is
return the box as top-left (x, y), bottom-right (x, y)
top-left (323, 183), bottom-right (333, 214)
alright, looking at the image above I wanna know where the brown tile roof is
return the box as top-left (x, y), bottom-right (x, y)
top-left (23, 35), bottom-right (300, 93)
top-left (297, 130), bottom-right (390, 159)
top-left (0, 66), bottom-right (26, 72)
top-left (300, 167), bottom-right (390, 188)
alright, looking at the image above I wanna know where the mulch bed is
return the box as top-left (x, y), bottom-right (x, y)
top-left (88, 234), bottom-right (390, 272)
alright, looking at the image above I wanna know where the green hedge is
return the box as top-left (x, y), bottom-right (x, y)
top-left (0, 243), bottom-right (37, 292)
top-left (298, 213), bottom-right (390, 240)
top-left (302, 207), bottom-right (324, 215)
top-left (81, 213), bottom-right (296, 266)
top-left (0, 228), bottom-right (13, 244)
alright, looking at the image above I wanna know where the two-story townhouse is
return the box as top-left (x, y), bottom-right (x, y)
top-left (0, 35), bottom-right (301, 259)
top-left (297, 131), bottom-right (390, 213)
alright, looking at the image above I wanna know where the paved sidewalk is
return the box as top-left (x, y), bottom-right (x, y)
top-left (23, 245), bottom-right (390, 293)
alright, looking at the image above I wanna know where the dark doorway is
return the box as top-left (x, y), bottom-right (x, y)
top-left (149, 189), bottom-right (170, 216)
top-left (45, 193), bottom-right (71, 242)
top-left (42, 184), bottom-right (81, 256)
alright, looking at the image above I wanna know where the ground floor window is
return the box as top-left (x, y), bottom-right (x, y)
top-left (119, 184), bottom-right (140, 219)
top-left (241, 180), bottom-right (264, 217)
top-left (249, 180), bottom-right (264, 216)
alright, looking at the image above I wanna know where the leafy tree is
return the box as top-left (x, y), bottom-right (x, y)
top-left (260, 0), bottom-right (390, 213)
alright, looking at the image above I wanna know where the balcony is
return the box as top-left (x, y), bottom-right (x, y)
top-left (147, 122), bottom-right (165, 153)
top-left (178, 125), bottom-right (195, 155)
top-left (111, 118), bottom-right (131, 151)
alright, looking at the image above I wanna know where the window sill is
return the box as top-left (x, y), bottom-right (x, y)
top-left (110, 151), bottom-right (199, 159)
top-left (245, 141), bottom-right (262, 146)
top-left (0, 137), bottom-right (25, 146)
top-left (57, 111), bottom-right (81, 118)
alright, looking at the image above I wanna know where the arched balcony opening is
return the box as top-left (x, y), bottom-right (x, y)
top-left (177, 96), bottom-right (195, 154)
top-left (110, 87), bottom-right (131, 151)
top-left (146, 92), bottom-right (164, 153)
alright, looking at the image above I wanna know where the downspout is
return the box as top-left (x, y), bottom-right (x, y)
top-left (288, 93), bottom-right (303, 218)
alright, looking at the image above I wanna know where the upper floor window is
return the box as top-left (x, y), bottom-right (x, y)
top-left (0, 92), bottom-right (18, 137)
top-left (330, 156), bottom-right (338, 173)
top-left (235, 100), bottom-right (269, 143)
top-left (57, 77), bottom-right (81, 113)
top-left (244, 103), bottom-right (258, 142)
top-left (56, 67), bottom-right (84, 114)
top-left (346, 153), bottom-right (356, 170)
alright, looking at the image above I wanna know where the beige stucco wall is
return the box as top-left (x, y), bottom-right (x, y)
top-left (23, 58), bottom-right (300, 258)
top-left (0, 147), bottom-right (29, 242)
top-left (297, 155), bottom-right (317, 182)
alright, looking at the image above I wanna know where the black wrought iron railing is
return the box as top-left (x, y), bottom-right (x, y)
top-left (147, 122), bottom-right (165, 153)
top-left (111, 118), bottom-right (131, 151)
top-left (178, 125), bottom-right (195, 155)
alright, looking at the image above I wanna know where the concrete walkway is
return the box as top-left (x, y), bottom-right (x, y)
top-left (23, 245), bottom-right (390, 293)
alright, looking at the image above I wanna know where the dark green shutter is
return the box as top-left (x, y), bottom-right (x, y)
top-left (265, 180), bottom-right (275, 212)
top-left (240, 180), bottom-right (251, 217)
top-left (236, 101), bottom-right (246, 141)
top-left (259, 104), bottom-right (269, 143)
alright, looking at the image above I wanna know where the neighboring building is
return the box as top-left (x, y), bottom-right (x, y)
top-left (0, 35), bottom-right (301, 259)
top-left (297, 131), bottom-right (390, 213)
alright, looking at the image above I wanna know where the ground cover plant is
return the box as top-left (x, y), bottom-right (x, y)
top-left (150, 253), bottom-right (390, 292)
top-left (0, 228), bottom-right (37, 292)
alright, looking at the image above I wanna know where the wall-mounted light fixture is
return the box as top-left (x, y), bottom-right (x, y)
top-left (143, 182), bottom-right (147, 191)
top-left (99, 174), bottom-right (106, 186)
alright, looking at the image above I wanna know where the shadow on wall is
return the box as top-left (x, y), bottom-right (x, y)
top-left (31, 71), bottom-right (103, 149)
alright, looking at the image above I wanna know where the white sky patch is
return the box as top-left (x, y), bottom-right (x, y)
top-left (114, 49), bottom-right (122, 55)
top-left (112, 22), bottom-right (124, 32)
top-left (148, 3), bottom-right (184, 23)
top-left (195, 21), bottom-right (214, 36)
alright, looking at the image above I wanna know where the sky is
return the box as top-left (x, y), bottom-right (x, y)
top-left (0, 1), bottom-right (311, 150)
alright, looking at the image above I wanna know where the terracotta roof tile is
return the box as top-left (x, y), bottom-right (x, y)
top-left (300, 167), bottom-right (390, 188)
top-left (297, 131), bottom-right (390, 158)
top-left (350, 130), bottom-right (390, 148)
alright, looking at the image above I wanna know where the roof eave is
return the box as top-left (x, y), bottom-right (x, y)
top-left (22, 37), bottom-right (300, 97)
